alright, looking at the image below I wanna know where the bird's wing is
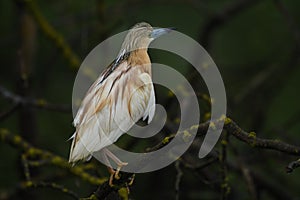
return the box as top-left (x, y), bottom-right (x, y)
top-left (69, 61), bottom-right (154, 162)
top-left (72, 52), bottom-right (130, 128)
top-left (141, 73), bottom-right (155, 124)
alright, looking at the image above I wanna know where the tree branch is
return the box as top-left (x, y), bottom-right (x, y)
top-left (2, 116), bottom-right (300, 198)
top-left (0, 103), bottom-right (20, 121)
top-left (224, 118), bottom-right (300, 156)
top-left (0, 85), bottom-right (71, 112)
top-left (84, 173), bottom-right (134, 200)
top-left (286, 158), bottom-right (300, 173)
top-left (17, 0), bottom-right (80, 69)
top-left (148, 117), bottom-right (300, 157)
top-left (199, 0), bottom-right (262, 48)
top-left (19, 181), bottom-right (79, 199)
top-left (273, 0), bottom-right (300, 48)
top-left (0, 128), bottom-right (106, 185)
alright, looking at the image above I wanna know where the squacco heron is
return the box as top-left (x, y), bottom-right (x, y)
top-left (68, 22), bottom-right (173, 182)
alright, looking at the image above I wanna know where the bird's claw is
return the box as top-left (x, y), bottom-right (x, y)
top-left (128, 174), bottom-right (135, 186)
top-left (114, 166), bottom-right (121, 180)
top-left (109, 174), bottom-right (114, 187)
top-left (109, 163), bottom-right (128, 186)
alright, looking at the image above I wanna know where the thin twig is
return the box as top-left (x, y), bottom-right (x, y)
top-left (0, 103), bottom-right (20, 121)
top-left (148, 117), bottom-right (300, 157)
top-left (199, 0), bottom-right (262, 48)
top-left (273, 0), bottom-right (300, 48)
top-left (230, 145), bottom-right (258, 200)
top-left (20, 181), bottom-right (79, 199)
top-left (0, 129), bottom-right (106, 185)
top-left (220, 133), bottom-right (230, 200)
top-left (20, 0), bottom-right (80, 69)
top-left (0, 85), bottom-right (71, 112)
top-left (82, 173), bottom-right (134, 200)
top-left (224, 118), bottom-right (300, 156)
top-left (286, 158), bottom-right (300, 173)
top-left (175, 161), bottom-right (183, 200)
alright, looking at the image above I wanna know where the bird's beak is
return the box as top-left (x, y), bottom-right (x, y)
top-left (150, 27), bottom-right (175, 39)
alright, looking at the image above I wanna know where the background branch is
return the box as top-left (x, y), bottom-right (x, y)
top-left (18, 0), bottom-right (80, 69)
top-left (0, 85), bottom-right (71, 112)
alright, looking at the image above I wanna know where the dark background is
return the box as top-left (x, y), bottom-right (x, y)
top-left (1, 0), bottom-right (300, 199)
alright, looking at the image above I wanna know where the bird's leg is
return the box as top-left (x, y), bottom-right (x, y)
top-left (124, 174), bottom-right (135, 194)
top-left (115, 166), bottom-right (123, 180)
top-left (103, 148), bottom-right (128, 180)
top-left (100, 150), bottom-right (116, 186)
top-left (128, 174), bottom-right (135, 186)
top-left (108, 168), bottom-right (115, 187)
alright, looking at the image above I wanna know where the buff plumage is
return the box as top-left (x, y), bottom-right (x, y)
top-left (68, 22), bottom-right (172, 173)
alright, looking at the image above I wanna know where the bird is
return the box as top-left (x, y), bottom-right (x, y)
top-left (68, 22), bottom-right (173, 182)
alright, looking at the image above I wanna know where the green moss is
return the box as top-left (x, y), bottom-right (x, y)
top-left (37, 99), bottom-right (47, 106)
top-left (13, 135), bottom-right (22, 145)
top-left (204, 112), bottom-right (211, 121)
top-left (248, 132), bottom-right (257, 147)
top-left (221, 140), bottom-right (228, 146)
top-left (62, 188), bottom-right (68, 193)
top-left (209, 122), bottom-right (216, 130)
top-left (221, 182), bottom-right (228, 188)
top-left (23, 181), bottom-right (33, 188)
top-left (167, 91), bottom-right (174, 97)
top-left (71, 166), bottom-right (83, 174)
top-left (118, 187), bottom-right (129, 200)
top-left (162, 137), bottom-right (170, 144)
top-left (182, 130), bottom-right (191, 142)
top-left (248, 132), bottom-right (256, 139)
top-left (51, 156), bottom-right (63, 165)
top-left (27, 148), bottom-right (37, 156)
top-left (0, 128), bottom-right (9, 140)
top-left (190, 124), bottom-right (199, 131)
top-left (202, 94), bottom-right (210, 103)
top-left (224, 117), bottom-right (232, 125)
top-left (81, 194), bottom-right (98, 200)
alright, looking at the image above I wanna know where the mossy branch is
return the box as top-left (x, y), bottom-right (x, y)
top-left (151, 117), bottom-right (300, 157)
top-left (0, 128), bottom-right (106, 185)
top-left (0, 85), bottom-right (71, 112)
top-left (2, 116), bottom-right (300, 199)
top-left (20, 0), bottom-right (80, 69)
top-left (224, 118), bottom-right (300, 155)
top-left (81, 173), bottom-right (134, 200)
top-left (286, 158), bottom-right (300, 173)
top-left (20, 181), bottom-right (79, 199)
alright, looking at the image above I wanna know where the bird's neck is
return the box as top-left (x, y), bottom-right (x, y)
top-left (127, 49), bottom-right (151, 74)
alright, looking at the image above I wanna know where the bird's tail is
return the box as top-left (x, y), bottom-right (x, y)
top-left (68, 132), bottom-right (90, 163)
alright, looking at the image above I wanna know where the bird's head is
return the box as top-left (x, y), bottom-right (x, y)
top-left (121, 22), bottom-right (173, 53)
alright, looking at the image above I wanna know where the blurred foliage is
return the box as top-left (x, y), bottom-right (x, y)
top-left (1, 0), bottom-right (300, 199)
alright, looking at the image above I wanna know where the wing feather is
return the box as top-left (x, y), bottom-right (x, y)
top-left (69, 61), bottom-right (155, 162)
top-left (140, 73), bottom-right (156, 123)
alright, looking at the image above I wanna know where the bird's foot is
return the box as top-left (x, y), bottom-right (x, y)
top-left (127, 174), bottom-right (135, 186)
top-left (114, 162), bottom-right (128, 180)
top-left (124, 174), bottom-right (135, 194)
top-left (108, 162), bottom-right (128, 186)
top-left (109, 173), bottom-right (115, 187)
